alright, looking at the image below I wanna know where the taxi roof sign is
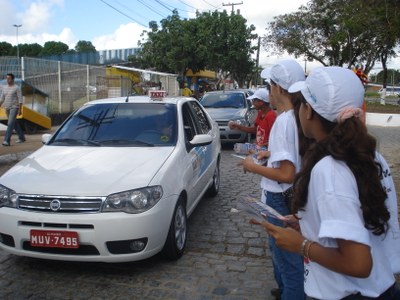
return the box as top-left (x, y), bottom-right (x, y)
top-left (149, 90), bottom-right (167, 100)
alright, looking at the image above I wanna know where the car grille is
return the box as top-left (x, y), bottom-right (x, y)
top-left (216, 121), bottom-right (229, 126)
top-left (17, 195), bottom-right (105, 213)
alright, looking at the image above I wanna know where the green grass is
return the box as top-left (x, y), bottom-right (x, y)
top-left (366, 101), bottom-right (400, 113)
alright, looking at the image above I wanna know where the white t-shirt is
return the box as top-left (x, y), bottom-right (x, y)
top-left (261, 109), bottom-right (300, 193)
top-left (375, 152), bottom-right (400, 274)
top-left (298, 155), bottom-right (396, 299)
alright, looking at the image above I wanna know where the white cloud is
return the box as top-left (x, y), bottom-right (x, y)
top-left (19, 2), bottom-right (52, 32)
top-left (92, 23), bottom-right (147, 51)
top-left (0, 0), bottom-right (18, 35)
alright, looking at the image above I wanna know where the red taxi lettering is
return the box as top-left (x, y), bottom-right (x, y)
top-left (149, 90), bottom-right (167, 100)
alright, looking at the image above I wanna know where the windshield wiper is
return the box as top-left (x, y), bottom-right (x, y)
top-left (50, 138), bottom-right (101, 146)
top-left (98, 139), bottom-right (155, 147)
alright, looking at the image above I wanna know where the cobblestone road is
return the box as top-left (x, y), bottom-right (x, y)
top-left (0, 125), bottom-right (398, 300)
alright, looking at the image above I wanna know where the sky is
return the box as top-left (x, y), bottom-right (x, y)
top-left (0, 0), bottom-right (398, 74)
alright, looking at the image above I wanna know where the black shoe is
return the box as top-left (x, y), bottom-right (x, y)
top-left (271, 287), bottom-right (281, 299)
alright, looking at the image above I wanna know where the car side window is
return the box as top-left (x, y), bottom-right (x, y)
top-left (182, 104), bottom-right (197, 143)
top-left (187, 101), bottom-right (212, 134)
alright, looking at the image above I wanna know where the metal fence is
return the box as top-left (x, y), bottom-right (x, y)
top-left (1, 56), bottom-right (105, 115)
top-left (0, 57), bottom-right (179, 117)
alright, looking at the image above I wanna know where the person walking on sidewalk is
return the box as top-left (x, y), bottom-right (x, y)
top-left (0, 73), bottom-right (26, 146)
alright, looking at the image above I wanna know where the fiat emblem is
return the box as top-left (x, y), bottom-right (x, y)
top-left (50, 199), bottom-right (61, 211)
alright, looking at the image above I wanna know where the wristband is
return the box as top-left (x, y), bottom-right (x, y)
top-left (305, 241), bottom-right (315, 260)
top-left (300, 239), bottom-right (308, 256)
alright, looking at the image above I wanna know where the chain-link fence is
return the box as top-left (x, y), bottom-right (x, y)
top-left (1, 56), bottom-right (105, 116)
top-left (0, 57), bottom-right (179, 121)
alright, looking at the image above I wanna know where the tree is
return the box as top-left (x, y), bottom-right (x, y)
top-left (374, 69), bottom-right (400, 86)
top-left (195, 10), bottom-right (257, 87)
top-left (138, 10), bottom-right (208, 76)
top-left (136, 9), bottom-right (257, 87)
top-left (264, 0), bottom-right (400, 76)
top-left (40, 41), bottom-right (69, 56)
top-left (75, 40), bottom-right (96, 53)
top-left (0, 42), bottom-right (13, 56)
top-left (19, 43), bottom-right (43, 57)
top-left (369, 0), bottom-right (400, 93)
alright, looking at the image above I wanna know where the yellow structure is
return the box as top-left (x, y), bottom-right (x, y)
top-left (0, 79), bottom-right (52, 133)
top-left (0, 106), bottom-right (52, 133)
top-left (185, 69), bottom-right (216, 79)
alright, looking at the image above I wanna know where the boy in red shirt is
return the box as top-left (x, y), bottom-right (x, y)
top-left (229, 88), bottom-right (276, 148)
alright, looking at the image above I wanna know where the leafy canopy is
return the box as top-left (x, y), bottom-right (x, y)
top-left (134, 9), bottom-right (257, 87)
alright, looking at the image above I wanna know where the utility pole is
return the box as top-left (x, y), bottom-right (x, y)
top-left (13, 24), bottom-right (22, 60)
top-left (222, 1), bottom-right (243, 13)
top-left (255, 37), bottom-right (261, 87)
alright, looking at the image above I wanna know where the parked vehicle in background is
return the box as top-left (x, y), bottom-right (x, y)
top-left (0, 94), bottom-right (221, 263)
top-left (378, 87), bottom-right (400, 97)
top-left (200, 90), bottom-right (257, 143)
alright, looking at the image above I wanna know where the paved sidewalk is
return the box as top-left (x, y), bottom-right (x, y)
top-left (0, 128), bottom-right (55, 169)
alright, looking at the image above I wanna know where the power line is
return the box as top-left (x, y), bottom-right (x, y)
top-left (136, 0), bottom-right (167, 19)
top-left (151, 0), bottom-right (194, 14)
top-left (177, 0), bottom-right (199, 10)
top-left (202, 0), bottom-right (221, 10)
top-left (100, 0), bottom-right (147, 27)
top-left (153, 0), bottom-right (173, 12)
top-left (112, 0), bottom-right (149, 23)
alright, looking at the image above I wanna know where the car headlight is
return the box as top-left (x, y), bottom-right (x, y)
top-left (102, 186), bottom-right (163, 214)
top-left (0, 184), bottom-right (18, 208)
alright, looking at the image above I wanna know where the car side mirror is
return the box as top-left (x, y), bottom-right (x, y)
top-left (187, 134), bottom-right (213, 150)
top-left (42, 133), bottom-right (52, 144)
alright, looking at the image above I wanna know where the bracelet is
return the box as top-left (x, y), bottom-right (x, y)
top-left (300, 239), bottom-right (308, 256)
top-left (305, 241), bottom-right (315, 260)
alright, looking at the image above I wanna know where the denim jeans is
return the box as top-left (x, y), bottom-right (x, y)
top-left (4, 108), bottom-right (25, 144)
top-left (265, 190), bottom-right (305, 300)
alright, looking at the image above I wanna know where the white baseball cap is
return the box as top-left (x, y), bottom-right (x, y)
top-left (247, 88), bottom-right (269, 103)
top-left (260, 68), bottom-right (271, 80)
top-left (265, 60), bottom-right (305, 90)
top-left (288, 66), bottom-right (364, 122)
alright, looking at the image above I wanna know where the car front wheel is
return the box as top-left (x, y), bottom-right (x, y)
top-left (207, 160), bottom-right (220, 197)
top-left (161, 197), bottom-right (187, 260)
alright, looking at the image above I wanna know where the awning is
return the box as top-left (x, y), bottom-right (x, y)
top-left (185, 69), bottom-right (216, 79)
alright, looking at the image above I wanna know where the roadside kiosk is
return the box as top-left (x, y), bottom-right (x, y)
top-left (0, 78), bottom-right (52, 134)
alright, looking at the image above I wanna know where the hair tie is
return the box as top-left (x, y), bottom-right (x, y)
top-left (336, 107), bottom-right (365, 123)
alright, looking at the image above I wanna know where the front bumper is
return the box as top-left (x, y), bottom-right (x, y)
top-left (0, 196), bottom-right (175, 263)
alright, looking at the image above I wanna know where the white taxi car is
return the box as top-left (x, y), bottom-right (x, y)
top-left (0, 94), bottom-right (221, 263)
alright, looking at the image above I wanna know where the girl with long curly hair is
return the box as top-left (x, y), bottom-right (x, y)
top-left (256, 66), bottom-right (400, 299)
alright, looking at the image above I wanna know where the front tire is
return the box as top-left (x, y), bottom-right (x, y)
top-left (161, 197), bottom-right (187, 260)
top-left (207, 159), bottom-right (220, 197)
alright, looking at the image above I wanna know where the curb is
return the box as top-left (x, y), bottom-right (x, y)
top-left (0, 151), bottom-right (33, 166)
top-left (366, 112), bottom-right (400, 127)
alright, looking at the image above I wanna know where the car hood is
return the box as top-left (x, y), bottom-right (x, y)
top-left (0, 146), bottom-right (174, 196)
top-left (203, 108), bottom-right (247, 120)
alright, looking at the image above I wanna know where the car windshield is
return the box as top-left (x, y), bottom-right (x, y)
top-left (201, 93), bottom-right (245, 108)
top-left (49, 102), bottom-right (178, 147)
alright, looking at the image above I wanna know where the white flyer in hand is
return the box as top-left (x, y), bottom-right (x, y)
top-left (238, 195), bottom-right (289, 221)
top-left (231, 154), bottom-right (268, 166)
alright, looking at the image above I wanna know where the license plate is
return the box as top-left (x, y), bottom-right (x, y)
top-left (30, 230), bottom-right (79, 248)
